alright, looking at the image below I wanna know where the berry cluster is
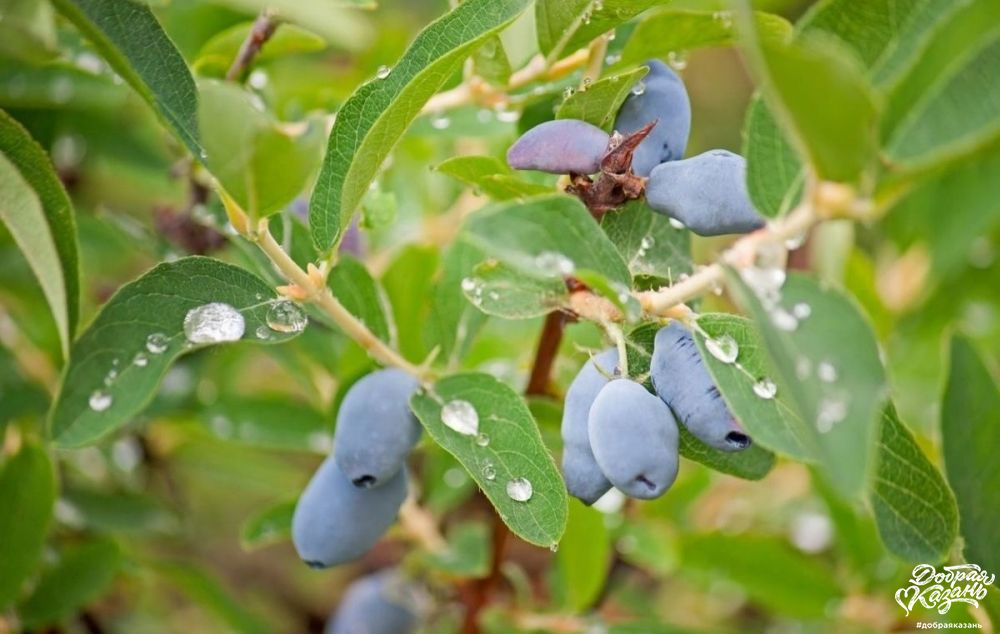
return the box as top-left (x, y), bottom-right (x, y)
top-left (508, 60), bottom-right (765, 235)
top-left (324, 569), bottom-right (423, 634)
top-left (563, 322), bottom-right (752, 505)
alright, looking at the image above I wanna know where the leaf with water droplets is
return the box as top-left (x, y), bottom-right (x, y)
top-left (726, 270), bottom-right (887, 499)
top-left (555, 66), bottom-right (648, 132)
top-left (601, 200), bottom-right (692, 284)
top-left (49, 257), bottom-right (303, 448)
top-left (410, 373), bottom-right (568, 546)
top-left (309, 0), bottom-right (531, 252)
top-left (536, 0), bottom-right (664, 63)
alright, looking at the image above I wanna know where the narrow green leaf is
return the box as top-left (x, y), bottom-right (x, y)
top-left (556, 66), bottom-right (648, 132)
top-left (18, 539), bottom-right (122, 629)
top-left (942, 335), bottom-right (1000, 572)
top-left (61, 488), bottom-right (178, 535)
top-left (600, 200), bottom-right (692, 283)
top-left (410, 373), bottom-right (568, 546)
top-left (742, 96), bottom-right (804, 218)
top-left (381, 244), bottom-right (440, 363)
top-left (309, 0), bottom-right (531, 252)
top-left (473, 37), bottom-right (512, 86)
top-left (617, 9), bottom-right (791, 68)
top-left (871, 0), bottom-right (963, 86)
top-left (426, 241), bottom-right (489, 365)
top-left (51, 0), bottom-right (202, 157)
top-left (0, 346), bottom-right (48, 429)
top-left (555, 499), bottom-right (610, 611)
top-left (422, 522), bottom-right (490, 578)
top-left (796, 0), bottom-right (918, 68)
top-left (327, 255), bottom-right (394, 345)
top-left (0, 110), bottom-right (79, 342)
top-left (155, 563), bottom-right (271, 634)
top-left (193, 22), bottom-right (326, 76)
top-left (435, 155), bottom-right (550, 201)
top-left (536, 0), bottom-right (666, 63)
top-left (240, 500), bottom-right (295, 550)
top-left (870, 404), bottom-right (957, 563)
top-left (0, 0), bottom-right (58, 63)
top-left (201, 396), bottom-right (331, 453)
top-left (0, 442), bottom-right (55, 609)
top-left (726, 271), bottom-right (887, 499)
top-left (462, 195), bottom-right (631, 288)
top-left (50, 257), bottom-right (305, 448)
top-left (693, 313), bottom-right (812, 460)
top-left (625, 322), bottom-right (777, 481)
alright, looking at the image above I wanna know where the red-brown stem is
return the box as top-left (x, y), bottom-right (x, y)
top-left (225, 11), bottom-right (279, 82)
top-left (459, 310), bottom-right (568, 634)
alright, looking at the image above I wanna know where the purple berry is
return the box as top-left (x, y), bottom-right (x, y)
top-left (325, 569), bottom-right (422, 634)
top-left (507, 119), bottom-right (610, 174)
top-left (613, 60), bottom-right (691, 176)
top-left (561, 348), bottom-right (618, 504)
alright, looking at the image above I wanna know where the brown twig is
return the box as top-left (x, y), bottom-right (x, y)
top-left (225, 10), bottom-right (280, 82)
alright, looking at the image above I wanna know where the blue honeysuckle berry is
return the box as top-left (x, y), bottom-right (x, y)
top-left (507, 119), bottom-right (610, 174)
top-left (325, 569), bottom-right (422, 634)
top-left (561, 347), bottom-right (619, 504)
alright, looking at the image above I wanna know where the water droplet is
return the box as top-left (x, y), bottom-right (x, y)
top-left (482, 462), bottom-right (497, 481)
top-left (441, 399), bottom-right (479, 436)
top-left (796, 356), bottom-right (812, 380)
top-left (817, 362), bottom-right (838, 383)
top-left (535, 251), bottom-right (575, 277)
top-left (582, 76), bottom-right (593, 89)
top-left (667, 51), bottom-right (688, 70)
top-left (640, 236), bottom-right (655, 250)
top-left (816, 395), bottom-right (848, 433)
top-left (495, 106), bottom-right (519, 123)
top-left (705, 335), bottom-right (739, 364)
top-left (146, 333), bottom-right (169, 354)
top-left (605, 53), bottom-right (621, 65)
top-left (770, 307), bottom-right (799, 331)
top-left (248, 69), bottom-right (268, 90)
top-left (792, 302), bottom-right (812, 320)
top-left (444, 468), bottom-right (467, 488)
top-left (266, 301), bottom-right (308, 334)
top-left (593, 0), bottom-right (603, 10)
top-left (255, 325), bottom-right (271, 340)
top-left (132, 353), bottom-right (148, 368)
top-left (549, 542), bottom-right (559, 552)
top-left (752, 377), bottom-right (777, 399)
top-left (183, 303), bottom-right (245, 344)
top-left (376, 65), bottom-right (391, 79)
top-left (668, 217), bottom-right (686, 230)
top-left (630, 80), bottom-right (646, 96)
top-left (104, 367), bottom-right (118, 386)
top-left (563, 87), bottom-right (575, 100)
top-left (581, 10), bottom-right (591, 25)
top-left (487, 291), bottom-right (500, 302)
top-left (784, 231), bottom-right (807, 250)
top-left (712, 10), bottom-right (733, 28)
top-left (89, 390), bottom-right (113, 412)
top-left (506, 477), bottom-right (533, 502)
top-left (475, 432), bottom-right (490, 447)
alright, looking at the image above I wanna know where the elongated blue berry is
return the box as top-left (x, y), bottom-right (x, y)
top-left (507, 119), bottom-right (610, 174)
top-left (293, 457), bottom-right (407, 569)
top-left (645, 150), bottom-right (765, 236)
top-left (650, 323), bottom-right (751, 451)
top-left (613, 60), bottom-right (691, 176)
top-left (326, 569), bottom-right (421, 634)
top-left (334, 368), bottom-right (421, 488)
top-left (561, 348), bottom-right (618, 504)
top-left (588, 379), bottom-right (680, 499)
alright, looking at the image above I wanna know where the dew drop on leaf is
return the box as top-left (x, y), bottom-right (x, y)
top-left (792, 302), bottom-right (812, 320)
top-left (89, 390), bottom-right (113, 412)
top-left (816, 395), bottom-right (848, 433)
top-left (255, 325), bottom-right (271, 340)
top-left (132, 353), bottom-right (148, 368)
top-left (506, 477), bottom-right (533, 502)
top-left (376, 65), bottom-right (391, 79)
top-left (752, 377), bottom-right (777, 400)
top-left (482, 462), bottom-right (496, 481)
top-left (817, 362), bottom-right (838, 383)
top-left (668, 217), bottom-right (685, 230)
top-left (475, 432), bottom-right (490, 447)
top-left (266, 301), bottom-right (308, 334)
top-left (441, 399), bottom-right (479, 436)
top-left (146, 333), bottom-right (169, 354)
top-left (705, 335), bottom-right (739, 364)
top-left (535, 251), bottom-right (575, 277)
top-left (183, 303), bottom-right (245, 344)
top-left (630, 80), bottom-right (646, 96)
top-left (430, 113), bottom-right (450, 129)
top-left (770, 307), bottom-right (799, 332)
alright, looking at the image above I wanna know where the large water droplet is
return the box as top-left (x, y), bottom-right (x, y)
top-left (89, 390), bottom-right (113, 412)
top-left (506, 477), bottom-right (533, 502)
top-left (441, 399), bottom-right (479, 436)
top-left (266, 301), bottom-right (308, 334)
top-left (705, 335), bottom-right (739, 364)
top-left (817, 362), bottom-right (838, 383)
top-left (146, 333), bottom-right (169, 354)
top-left (376, 65), bottom-right (391, 79)
top-left (752, 378), bottom-right (777, 400)
top-left (183, 303), bottom-right (245, 344)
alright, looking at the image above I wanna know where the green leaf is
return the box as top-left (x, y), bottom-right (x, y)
top-left (726, 271), bottom-right (887, 499)
top-left (207, 0), bottom-right (374, 51)
top-left (535, 0), bottom-right (665, 63)
top-left (742, 96), bottom-right (804, 218)
top-left (0, 442), bottom-right (55, 609)
top-left (0, 346), bottom-right (48, 429)
top-left (796, 0), bottom-right (918, 69)
top-left (51, 0), bottom-right (202, 157)
top-left (554, 499), bottom-right (610, 611)
top-left (193, 21), bottom-right (326, 76)
top-left (0, 110), bottom-right (79, 343)
top-left (410, 373), bottom-right (568, 546)
top-left (625, 322), bottom-right (777, 480)
top-left (155, 563), bottom-right (270, 634)
top-left (240, 499), bottom-right (295, 550)
top-left (869, 404), bottom-right (957, 563)
top-left (61, 488), bottom-right (178, 534)
top-left (463, 259), bottom-right (566, 320)
top-left (473, 37), bottom-right (512, 86)
top-left (426, 241), bottom-right (489, 365)
top-left (600, 200), bottom-right (692, 283)
top-left (0, 146), bottom-right (71, 359)
top-left (0, 0), bottom-right (58, 63)
top-left (693, 313), bottom-right (812, 460)
top-left (617, 9), bottom-right (791, 69)
top-left (435, 155), bottom-right (550, 201)
top-left (681, 533), bottom-right (841, 618)
top-left (381, 244), bottom-right (440, 362)
top-left (309, 0), bottom-right (531, 252)
top-left (49, 257), bottom-right (305, 448)
top-left (942, 335), bottom-right (1000, 572)
top-left (199, 80), bottom-right (323, 219)
top-left (751, 30), bottom-right (878, 182)
top-left (422, 522), bottom-right (490, 577)
top-left (327, 255), bottom-right (394, 345)
top-left (556, 66), bottom-right (648, 132)
top-left (201, 396), bottom-right (331, 453)
top-left (462, 195), bottom-right (631, 288)
top-left (870, 0), bottom-right (964, 86)
top-left (18, 539), bottom-right (122, 629)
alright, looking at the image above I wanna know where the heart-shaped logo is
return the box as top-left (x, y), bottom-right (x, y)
top-left (895, 585), bottom-right (919, 615)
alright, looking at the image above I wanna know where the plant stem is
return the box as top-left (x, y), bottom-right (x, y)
top-left (226, 10), bottom-right (280, 82)
top-left (254, 223), bottom-right (427, 380)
